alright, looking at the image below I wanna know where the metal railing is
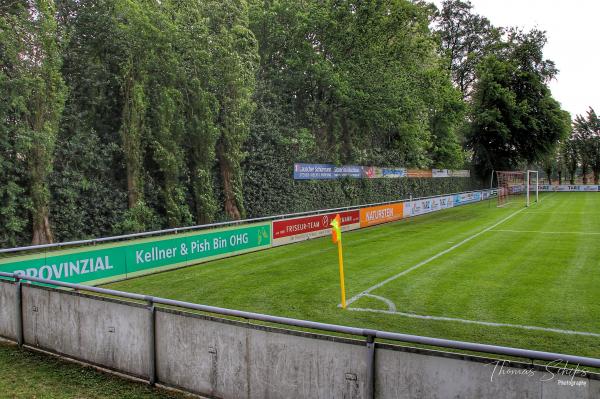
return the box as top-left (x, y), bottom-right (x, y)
top-left (2, 271), bottom-right (599, 370)
top-left (0, 189), bottom-right (491, 255)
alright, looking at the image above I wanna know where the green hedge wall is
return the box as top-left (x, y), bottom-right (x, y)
top-left (242, 117), bottom-right (485, 219)
top-left (243, 173), bottom-right (485, 218)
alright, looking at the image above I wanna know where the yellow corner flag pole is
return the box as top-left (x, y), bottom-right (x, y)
top-left (337, 238), bottom-right (346, 309)
top-left (331, 214), bottom-right (347, 309)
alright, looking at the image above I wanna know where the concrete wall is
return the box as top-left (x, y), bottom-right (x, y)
top-left (0, 281), bottom-right (17, 340)
top-left (156, 309), bottom-right (366, 399)
top-left (1, 280), bottom-right (599, 399)
top-left (22, 285), bottom-right (150, 378)
top-left (376, 345), bottom-right (600, 399)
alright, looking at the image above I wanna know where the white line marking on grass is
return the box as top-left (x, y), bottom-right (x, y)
top-left (348, 307), bottom-right (600, 338)
top-left (491, 229), bottom-right (600, 235)
top-left (522, 212), bottom-right (600, 215)
top-left (363, 294), bottom-right (397, 312)
top-left (343, 208), bottom-right (526, 307)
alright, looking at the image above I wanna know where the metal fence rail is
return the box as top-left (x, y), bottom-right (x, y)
top-left (1, 271), bottom-right (598, 370)
top-left (0, 189), bottom-right (490, 255)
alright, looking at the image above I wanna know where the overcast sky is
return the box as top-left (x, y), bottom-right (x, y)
top-left (432, 0), bottom-right (599, 118)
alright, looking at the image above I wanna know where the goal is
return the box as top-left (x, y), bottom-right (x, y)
top-left (495, 170), bottom-right (539, 207)
top-left (526, 170), bottom-right (539, 207)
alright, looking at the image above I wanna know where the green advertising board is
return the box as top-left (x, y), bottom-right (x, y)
top-left (0, 223), bottom-right (271, 285)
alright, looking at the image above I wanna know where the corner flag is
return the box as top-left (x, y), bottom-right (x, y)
top-left (330, 214), bottom-right (347, 309)
top-left (331, 214), bottom-right (342, 243)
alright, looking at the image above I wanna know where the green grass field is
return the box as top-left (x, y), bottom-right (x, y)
top-left (0, 341), bottom-right (187, 399)
top-left (106, 193), bottom-right (600, 359)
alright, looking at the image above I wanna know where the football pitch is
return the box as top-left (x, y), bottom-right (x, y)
top-left (106, 192), bottom-right (600, 359)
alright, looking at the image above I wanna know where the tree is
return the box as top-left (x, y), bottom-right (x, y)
top-left (1, 1), bottom-right (67, 244)
top-left (166, 0), bottom-right (219, 224)
top-left (435, 0), bottom-right (501, 99)
top-left (0, 0), bottom-right (500, 244)
top-left (52, 0), bottom-right (130, 240)
top-left (561, 138), bottom-right (579, 185)
top-left (555, 144), bottom-right (566, 185)
top-left (0, 1), bottom-right (30, 246)
top-left (467, 30), bottom-right (570, 178)
top-left (426, 73), bottom-right (466, 168)
top-left (573, 107), bottom-right (600, 184)
top-left (207, 0), bottom-right (258, 220)
top-left (541, 153), bottom-right (555, 185)
top-left (247, 0), bottom-right (463, 169)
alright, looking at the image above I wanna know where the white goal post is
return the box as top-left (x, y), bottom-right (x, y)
top-left (495, 170), bottom-right (539, 207)
top-left (526, 170), bottom-right (539, 207)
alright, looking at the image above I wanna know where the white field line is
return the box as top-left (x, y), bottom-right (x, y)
top-left (343, 208), bottom-right (526, 307)
top-left (522, 212), bottom-right (600, 215)
top-left (348, 307), bottom-right (600, 338)
top-left (492, 229), bottom-right (600, 235)
top-left (363, 293), bottom-right (397, 312)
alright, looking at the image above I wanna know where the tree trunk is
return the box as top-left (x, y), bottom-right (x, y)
top-left (545, 168), bottom-right (552, 185)
top-left (217, 141), bottom-right (242, 220)
top-left (570, 169), bottom-right (576, 185)
top-left (120, 73), bottom-right (145, 209)
top-left (29, 95), bottom-right (56, 245)
top-left (32, 209), bottom-right (53, 245)
top-left (558, 171), bottom-right (562, 185)
top-left (30, 173), bottom-right (54, 245)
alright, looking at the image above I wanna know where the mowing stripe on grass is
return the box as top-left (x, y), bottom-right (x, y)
top-left (538, 192), bottom-right (557, 203)
top-left (491, 229), bottom-right (600, 235)
top-left (348, 307), bottom-right (600, 338)
top-left (343, 207), bottom-right (527, 307)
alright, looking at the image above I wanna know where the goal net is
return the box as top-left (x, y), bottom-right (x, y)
top-left (496, 170), bottom-right (539, 207)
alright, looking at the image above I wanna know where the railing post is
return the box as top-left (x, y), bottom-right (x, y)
top-left (365, 332), bottom-right (376, 399)
top-left (146, 296), bottom-right (157, 386)
top-left (15, 274), bottom-right (24, 347)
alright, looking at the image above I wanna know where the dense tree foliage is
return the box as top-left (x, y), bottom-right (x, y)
top-left (0, 0), bottom-right (570, 246)
top-left (571, 108), bottom-right (600, 184)
top-left (466, 30), bottom-right (571, 177)
top-left (1, 0), bottom-right (67, 245)
top-left (435, 0), bottom-right (501, 99)
top-left (534, 108), bottom-right (598, 185)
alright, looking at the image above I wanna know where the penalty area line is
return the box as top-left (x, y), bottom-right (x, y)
top-left (347, 307), bottom-right (600, 338)
top-left (343, 207), bottom-right (526, 308)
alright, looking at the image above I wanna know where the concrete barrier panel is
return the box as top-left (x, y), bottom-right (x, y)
top-left (541, 376), bottom-right (600, 399)
top-left (22, 285), bottom-right (150, 377)
top-left (0, 281), bottom-right (17, 340)
top-left (156, 310), bottom-right (249, 398)
top-left (156, 309), bottom-right (367, 399)
top-left (375, 345), bottom-right (600, 399)
top-left (376, 347), bottom-right (539, 398)
top-left (247, 325), bottom-right (366, 399)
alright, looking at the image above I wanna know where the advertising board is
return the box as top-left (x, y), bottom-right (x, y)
top-left (272, 211), bottom-right (360, 246)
